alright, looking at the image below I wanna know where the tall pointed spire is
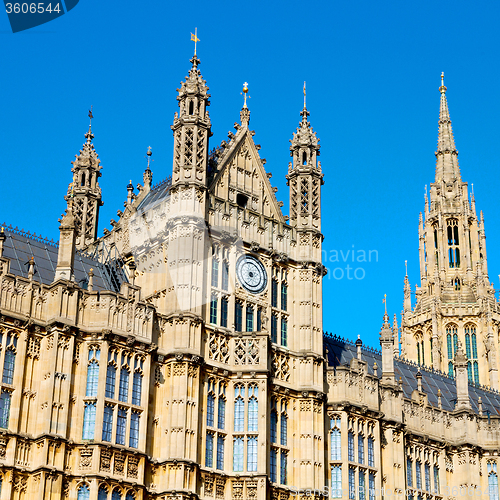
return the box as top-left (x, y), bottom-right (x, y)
top-left (435, 73), bottom-right (461, 182)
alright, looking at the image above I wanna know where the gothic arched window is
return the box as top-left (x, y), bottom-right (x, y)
top-left (247, 385), bottom-right (258, 432)
top-left (106, 350), bottom-right (117, 398)
top-left (98, 486), bottom-right (108, 500)
top-left (488, 463), bottom-right (499, 500)
top-left (234, 385), bottom-right (245, 432)
top-left (78, 485), bottom-right (90, 500)
top-left (85, 347), bottom-right (100, 397)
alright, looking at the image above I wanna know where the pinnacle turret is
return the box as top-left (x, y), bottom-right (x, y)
top-left (66, 111), bottom-right (103, 249)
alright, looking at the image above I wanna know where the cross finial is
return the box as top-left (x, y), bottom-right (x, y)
top-left (241, 82), bottom-right (250, 108)
top-left (303, 81), bottom-right (306, 108)
top-left (191, 28), bottom-right (199, 56)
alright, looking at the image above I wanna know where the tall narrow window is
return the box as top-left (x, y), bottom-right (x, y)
top-left (280, 452), bottom-right (287, 484)
top-left (359, 470), bottom-right (366, 500)
top-left (222, 261), bottom-right (229, 291)
top-left (207, 393), bottom-right (215, 427)
top-left (106, 364), bottom-right (116, 399)
top-left (348, 431), bottom-right (354, 461)
top-left (210, 295), bottom-right (218, 325)
top-left (453, 333), bottom-right (458, 355)
top-left (0, 391), bottom-right (11, 428)
top-left (233, 437), bottom-right (244, 472)
top-left (112, 489), bottom-right (121, 500)
top-left (257, 308), bottom-right (262, 331)
top-left (472, 331), bottom-right (478, 358)
top-left (281, 283), bottom-right (287, 311)
top-left (425, 463), bottom-right (431, 491)
top-left (247, 385), bottom-right (258, 432)
top-left (271, 279), bottom-right (278, 308)
top-left (489, 463), bottom-right (499, 500)
top-left (368, 436), bottom-right (374, 466)
top-left (270, 410), bottom-right (277, 443)
top-left (78, 485), bottom-right (90, 500)
top-left (407, 457), bottom-right (413, 488)
top-left (247, 437), bottom-right (258, 472)
top-left (270, 448), bottom-right (277, 482)
top-left (132, 372), bottom-right (142, 406)
top-left (130, 411), bottom-right (140, 448)
top-left (119, 367), bottom-right (129, 402)
top-left (448, 361), bottom-right (454, 379)
top-left (206, 433), bottom-right (214, 467)
top-left (331, 465), bottom-right (342, 498)
top-left (474, 361), bottom-right (479, 384)
top-left (86, 348), bottom-right (100, 397)
top-left (349, 467), bottom-right (355, 500)
top-left (416, 461), bottom-right (422, 490)
top-left (447, 220), bottom-right (460, 268)
top-left (102, 405), bottom-right (113, 442)
top-left (212, 258), bottom-right (219, 287)
top-left (446, 333), bottom-right (453, 360)
top-left (218, 397), bottom-right (226, 430)
top-left (465, 333), bottom-right (472, 358)
top-left (281, 318), bottom-right (288, 347)
top-left (358, 434), bottom-right (365, 464)
top-left (221, 297), bottom-right (228, 328)
top-left (369, 473), bottom-right (375, 500)
top-left (2, 349), bottom-right (15, 385)
top-left (234, 385), bottom-right (245, 432)
top-left (433, 466), bottom-right (440, 494)
top-left (246, 305), bottom-right (254, 332)
top-left (216, 435), bottom-right (225, 470)
top-left (82, 402), bottom-right (96, 439)
top-left (331, 427), bottom-right (341, 460)
top-left (235, 302), bottom-right (243, 332)
top-left (271, 314), bottom-right (278, 343)
top-left (98, 487), bottom-right (108, 500)
top-left (116, 408), bottom-right (127, 445)
top-left (281, 413), bottom-right (288, 446)
top-left (467, 361), bottom-right (473, 382)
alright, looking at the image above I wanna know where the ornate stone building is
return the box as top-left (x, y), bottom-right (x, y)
top-left (0, 54), bottom-right (499, 500)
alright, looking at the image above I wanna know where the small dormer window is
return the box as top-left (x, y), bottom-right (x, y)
top-left (189, 101), bottom-right (194, 115)
top-left (81, 173), bottom-right (86, 187)
top-left (302, 152), bottom-right (307, 165)
top-left (236, 193), bottom-right (248, 208)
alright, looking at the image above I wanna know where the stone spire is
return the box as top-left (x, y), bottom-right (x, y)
top-left (435, 73), bottom-right (461, 183)
top-left (68, 111), bottom-right (103, 249)
top-left (171, 53), bottom-right (212, 188)
top-left (54, 200), bottom-right (76, 282)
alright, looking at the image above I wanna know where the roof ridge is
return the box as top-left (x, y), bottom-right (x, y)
top-left (1, 223), bottom-right (59, 248)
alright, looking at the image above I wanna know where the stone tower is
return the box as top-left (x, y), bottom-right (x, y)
top-left (401, 74), bottom-right (500, 390)
top-left (68, 119), bottom-right (103, 249)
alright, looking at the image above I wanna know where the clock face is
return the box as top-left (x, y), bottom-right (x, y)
top-left (236, 255), bottom-right (268, 294)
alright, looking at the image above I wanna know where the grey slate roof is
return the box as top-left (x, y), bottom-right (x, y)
top-left (136, 177), bottom-right (172, 212)
top-left (324, 333), bottom-right (500, 417)
top-left (1, 226), bottom-right (118, 292)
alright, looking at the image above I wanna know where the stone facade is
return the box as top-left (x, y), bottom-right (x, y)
top-left (0, 58), bottom-right (498, 500)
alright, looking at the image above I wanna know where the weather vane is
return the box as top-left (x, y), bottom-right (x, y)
top-left (241, 82), bottom-right (250, 108)
top-left (88, 105), bottom-right (93, 128)
top-left (191, 28), bottom-right (199, 55)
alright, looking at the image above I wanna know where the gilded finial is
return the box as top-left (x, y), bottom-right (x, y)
top-left (191, 28), bottom-right (199, 56)
top-left (439, 72), bottom-right (447, 94)
top-left (145, 146), bottom-right (153, 170)
top-left (241, 82), bottom-right (250, 108)
top-left (303, 81), bottom-right (306, 108)
top-left (405, 260), bottom-right (408, 276)
top-left (383, 294), bottom-right (387, 315)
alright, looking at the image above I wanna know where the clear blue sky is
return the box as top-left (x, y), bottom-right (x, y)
top-left (1, 0), bottom-right (500, 349)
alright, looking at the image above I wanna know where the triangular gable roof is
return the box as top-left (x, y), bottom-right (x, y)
top-left (209, 123), bottom-right (285, 223)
